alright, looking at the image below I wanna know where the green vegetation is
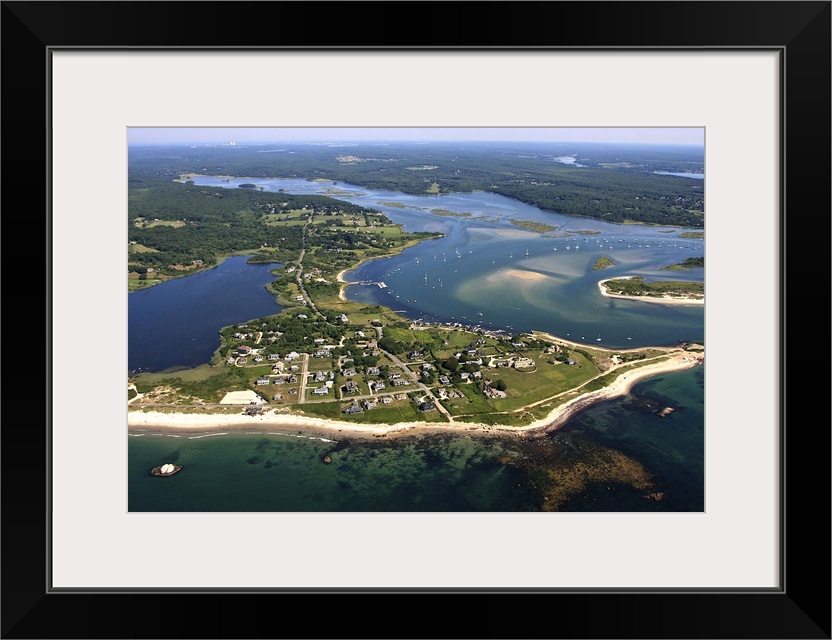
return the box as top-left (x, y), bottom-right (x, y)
top-left (678, 231), bottom-right (704, 238)
top-left (601, 277), bottom-right (704, 300)
top-left (662, 256), bottom-right (704, 270)
top-left (593, 256), bottom-right (616, 271)
top-left (129, 140), bottom-right (704, 228)
top-left (507, 219), bottom-right (558, 233)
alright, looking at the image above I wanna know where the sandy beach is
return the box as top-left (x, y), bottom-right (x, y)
top-left (598, 277), bottom-right (704, 306)
top-left (128, 351), bottom-right (703, 440)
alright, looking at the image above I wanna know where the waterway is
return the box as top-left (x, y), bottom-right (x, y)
top-left (128, 255), bottom-right (283, 374)
top-left (189, 176), bottom-right (704, 349)
top-left (128, 176), bottom-right (705, 512)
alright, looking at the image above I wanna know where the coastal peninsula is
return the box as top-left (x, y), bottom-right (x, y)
top-left (129, 151), bottom-right (704, 442)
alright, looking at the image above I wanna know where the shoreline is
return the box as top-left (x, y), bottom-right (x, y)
top-left (128, 351), bottom-right (703, 441)
top-left (597, 277), bottom-right (704, 306)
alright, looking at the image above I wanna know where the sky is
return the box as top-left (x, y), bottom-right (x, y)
top-left (128, 127), bottom-right (703, 147)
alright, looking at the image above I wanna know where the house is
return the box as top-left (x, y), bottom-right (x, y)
top-left (514, 357), bottom-right (535, 368)
top-left (337, 314), bottom-right (349, 323)
top-left (392, 379), bottom-right (409, 387)
top-left (312, 386), bottom-right (330, 395)
top-left (363, 400), bottom-right (377, 410)
top-left (273, 377), bottom-right (285, 385)
top-left (421, 363), bottom-right (434, 371)
top-left (253, 355), bottom-right (264, 363)
top-left (484, 384), bottom-right (506, 399)
top-left (366, 367), bottom-right (380, 376)
top-left (237, 345), bottom-right (252, 355)
top-left (297, 314), bottom-right (308, 319)
top-left (419, 401), bottom-right (436, 412)
top-left (256, 376), bottom-right (270, 386)
top-left (343, 403), bottom-right (364, 415)
top-left (439, 376), bottom-right (451, 385)
top-left (381, 396), bottom-right (392, 404)
top-left (285, 352), bottom-right (300, 360)
top-left (341, 368), bottom-right (357, 377)
top-left (272, 394), bottom-right (282, 401)
top-left (293, 295), bottom-right (305, 302)
top-left (344, 381), bottom-right (358, 394)
top-left (268, 354), bottom-right (281, 361)
top-left (372, 381), bottom-right (385, 391)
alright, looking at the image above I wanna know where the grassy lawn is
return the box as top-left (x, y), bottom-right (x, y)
top-left (128, 243), bottom-right (160, 253)
top-left (483, 353), bottom-right (598, 411)
top-left (306, 357), bottom-right (335, 372)
top-left (440, 384), bottom-right (496, 416)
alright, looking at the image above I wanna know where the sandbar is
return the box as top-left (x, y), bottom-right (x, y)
top-left (501, 269), bottom-right (549, 282)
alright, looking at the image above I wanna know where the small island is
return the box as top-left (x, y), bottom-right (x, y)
top-left (593, 256), bottom-right (616, 271)
top-left (598, 276), bottom-right (704, 305)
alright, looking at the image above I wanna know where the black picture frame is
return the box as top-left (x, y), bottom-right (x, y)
top-left (3, 2), bottom-right (829, 638)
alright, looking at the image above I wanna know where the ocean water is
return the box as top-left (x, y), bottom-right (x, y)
top-left (128, 367), bottom-right (703, 512)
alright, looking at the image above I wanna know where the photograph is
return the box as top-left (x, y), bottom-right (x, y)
top-left (2, 0), bottom-right (829, 637)
top-left (127, 127), bottom-right (707, 513)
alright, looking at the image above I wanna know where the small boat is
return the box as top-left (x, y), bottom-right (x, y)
top-left (150, 463), bottom-right (182, 477)
top-left (596, 334), bottom-right (602, 342)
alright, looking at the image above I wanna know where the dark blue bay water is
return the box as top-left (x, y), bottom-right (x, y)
top-left (128, 256), bottom-right (283, 374)
top-left (129, 177), bottom-right (705, 511)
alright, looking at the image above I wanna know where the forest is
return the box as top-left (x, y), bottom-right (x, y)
top-left (128, 140), bottom-right (705, 228)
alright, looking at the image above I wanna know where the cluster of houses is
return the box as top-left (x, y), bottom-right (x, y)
top-left (342, 393), bottom-right (430, 416)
